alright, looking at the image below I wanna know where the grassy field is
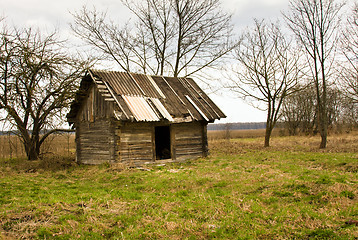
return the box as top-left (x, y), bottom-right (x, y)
top-left (0, 131), bottom-right (357, 239)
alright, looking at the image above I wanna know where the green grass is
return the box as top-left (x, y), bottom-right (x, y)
top-left (0, 138), bottom-right (357, 239)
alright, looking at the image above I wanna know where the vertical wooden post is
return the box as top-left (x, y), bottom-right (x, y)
top-left (109, 119), bottom-right (116, 163)
top-left (202, 122), bottom-right (209, 157)
top-left (115, 122), bottom-right (121, 163)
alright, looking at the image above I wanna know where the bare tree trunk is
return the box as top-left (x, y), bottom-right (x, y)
top-left (23, 130), bottom-right (39, 160)
top-left (264, 102), bottom-right (271, 147)
top-left (26, 144), bottom-right (39, 161)
top-left (319, 104), bottom-right (328, 148)
top-left (264, 127), bottom-right (271, 147)
top-left (264, 115), bottom-right (273, 147)
top-left (319, 129), bottom-right (327, 148)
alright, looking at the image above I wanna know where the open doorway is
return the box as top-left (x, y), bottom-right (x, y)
top-left (155, 126), bottom-right (171, 160)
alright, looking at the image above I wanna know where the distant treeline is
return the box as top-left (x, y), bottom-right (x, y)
top-left (208, 122), bottom-right (267, 131)
top-left (0, 131), bottom-right (17, 136)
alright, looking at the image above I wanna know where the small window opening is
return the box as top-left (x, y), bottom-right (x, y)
top-left (155, 126), bottom-right (171, 160)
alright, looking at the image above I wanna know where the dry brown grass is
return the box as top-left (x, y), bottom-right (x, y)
top-left (0, 133), bottom-right (75, 159)
top-left (208, 128), bottom-right (275, 140)
top-left (209, 129), bottom-right (358, 153)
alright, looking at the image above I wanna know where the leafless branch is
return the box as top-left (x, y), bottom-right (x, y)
top-left (283, 0), bottom-right (344, 148)
top-left (70, 0), bottom-right (238, 78)
top-left (0, 21), bottom-right (91, 160)
top-left (227, 19), bottom-right (302, 147)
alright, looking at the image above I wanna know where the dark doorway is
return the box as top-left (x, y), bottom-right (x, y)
top-left (155, 126), bottom-right (171, 160)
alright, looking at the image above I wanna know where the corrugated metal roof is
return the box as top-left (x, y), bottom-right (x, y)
top-left (185, 95), bottom-right (209, 121)
top-left (181, 77), bottom-right (223, 119)
top-left (130, 73), bottom-right (161, 98)
top-left (150, 98), bottom-right (174, 122)
top-left (122, 95), bottom-right (160, 122)
top-left (147, 75), bottom-right (166, 99)
top-left (96, 71), bottom-right (143, 96)
top-left (67, 70), bottom-right (226, 124)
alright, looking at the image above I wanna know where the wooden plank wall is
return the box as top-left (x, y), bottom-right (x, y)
top-left (79, 85), bottom-right (115, 122)
top-left (118, 123), bottom-right (154, 165)
top-left (76, 120), bottom-right (116, 164)
top-left (75, 84), bottom-right (117, 164)
top-left (172, 122), bottom-right (205, 161)
top-left (117, 122), bottom-right (206, 164)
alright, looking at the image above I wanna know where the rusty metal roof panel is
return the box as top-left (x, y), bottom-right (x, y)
top-left (114, 71), bottom-right (144, 96)
top-left (178, 77), bottom-right (215, 120)
top-left (185, 95), bottom-right (209, 121)
top-left (147, 75), bottom-right (166, 99)
top-left (122, 95), bottom-right (160, 121)
top-left (150, 76), bottom-right (188, 117)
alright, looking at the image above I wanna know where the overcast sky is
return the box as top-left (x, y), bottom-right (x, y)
top-left (1, 0), bottom-right (291, 123)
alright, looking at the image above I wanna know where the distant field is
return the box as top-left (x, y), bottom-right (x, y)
top-left (207, 128), bottom-right (282, 140)
top-left (0, 132), bottom-right (357, 239)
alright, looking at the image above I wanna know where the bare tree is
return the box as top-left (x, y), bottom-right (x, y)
top-left (71, 0), bottom-right (238, 78)
top-left (0, 23), bottom-right (89, 160)
top-left (339, 96), bottom-right (358, 129)
top-left (228, 20), bottom-right (301, 147)
top-left (281, 85), bottom-right (317, 135)
top-left (281, 84), bottom-right (346, 135)
top-left (284, 0), bottom-right (344, 148)
top-left (340, 4), bottom-right (358, 104)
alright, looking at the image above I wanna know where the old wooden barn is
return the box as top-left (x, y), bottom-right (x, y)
top-left (67, 70), bottom-right (226, 165)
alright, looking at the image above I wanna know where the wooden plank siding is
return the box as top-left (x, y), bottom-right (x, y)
top-left (171, 122), bottom-right (206, 161)
top-left (116, 122), bottom-right (207, 165)
top-left (75, 84), bottom-right (117, 164)
top-left (118, 123), bottom-right (154, 165)
top-left (78, 85), bottom-right (115, 122)
top-left (76, 120), bottom-right (116, 164)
